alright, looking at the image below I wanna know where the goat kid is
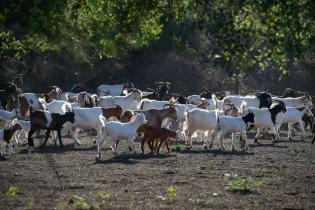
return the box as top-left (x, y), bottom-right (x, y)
top-left (0, 123), bottom-right (22, 155)
top-left (97, 113), bottom-right (147, 159)
top-left (137, 125), bottom-right (177, 154)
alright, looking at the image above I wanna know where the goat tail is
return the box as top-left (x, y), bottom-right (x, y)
top-left (240, 101), bottom-right (247, 115)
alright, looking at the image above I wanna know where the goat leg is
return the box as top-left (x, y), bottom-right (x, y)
top-left (57, 130), bottom-right (63, 149)
top-left (141, 139), bottom-right (146, 154)
top-left (43, 129), bottom-right (50, 147)
top-left (27, 128), bottom-right (36, 147)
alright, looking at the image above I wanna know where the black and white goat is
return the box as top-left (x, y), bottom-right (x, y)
top-left (241, 100), bottom-right (287, 144)
top-left (27, 107), bottom-right (75, 148)
top-left (221, 92), bottom-right (272, 109)
top-left (0, 123), bottom-right (22, 155)
top-left (209, 111), bottom-right (255, 151)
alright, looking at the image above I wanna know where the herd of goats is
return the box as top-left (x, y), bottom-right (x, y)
top-left (0, 81), bottom-right (314, 160)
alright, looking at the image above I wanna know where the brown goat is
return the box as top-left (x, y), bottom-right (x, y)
top-left (102, 106), bottom-right (123, 120)
top-left (121, 110), bottom-right (135, 123)
top-left (137, 125), bottom-right (177, 153)
top-left (139, 105), bottom-right (177, 127)
top-left (0, 123), bottom-right (22, 155)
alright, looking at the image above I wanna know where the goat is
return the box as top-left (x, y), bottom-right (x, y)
top-left (97, 113), bottom-right (147, 159)
top-left (183, 105), bottom-right (240, 149)
top-left (0, 83), bottom-right (18, 110)
top-left (221, 92), bottom-right (272, 109)
top-left (27, 107), bottom-right (75, 148)
top-left (0, 109), bottom-right (19, 128)
top-left (98, 89), bottom-right (142, 111)
top-left (272, 95), bottom-right (312, 108)
top-left (10, 118), bottom-right (30, 144)
top-left (121, 110), bottom-right (135, 123)
top-left (0, 123), bottom-right (22, 155)
top-left (275, 105), bottom-right (313, 140)
top-left (144, 82), bottom-right (170, 100)
top-left (46, 100), bottom-right (72, 114)
top-left (241, 100), bottom-right (287, 144)
top-left (43, 86), bottom-right (62, 102)
top-left (209, 111), bottom-right (255, 151)
top-left (139, 105), bottom-right (177, 127)
top-left (62, 106), bottom-right (122, 145)
top-left (137, 125), bottom-right (177, 154)
top-left (18, 93), bottom-right (47, 116)
top-left (97, 82), bottom-right (134, 97)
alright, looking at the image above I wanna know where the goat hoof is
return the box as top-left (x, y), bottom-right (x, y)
top-left (203, 145), bottom-right (208, 150)
top-left (220, 147), bottom-right (225, 151)
top-left (231, 148), bottom-right (236, 152)
top-left (254, 138), bottom-right (258, 144)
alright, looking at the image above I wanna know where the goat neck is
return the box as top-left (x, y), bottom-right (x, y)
top-left (268, 104), bottom-right (286, 125)
top-left (242, 112), bottom-right (254, 124)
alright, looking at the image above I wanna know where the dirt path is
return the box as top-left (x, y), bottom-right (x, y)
top-left (1, 133), bottom-right (314, 210)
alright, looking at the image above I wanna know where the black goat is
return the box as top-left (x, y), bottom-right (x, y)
top-left (28, 107), bottom-right (75, 148)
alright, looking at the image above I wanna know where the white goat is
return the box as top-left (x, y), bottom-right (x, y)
top-left (210, 111), bottom-right (255, 151)
top-left (138, 99), bottom-right (169, 110)
top-left (275, 105), bottom-right (313, 140)
top-left (46, 100), bottom-right (72, 114)
top-left (272, 95), bottom-right (312, 108)
top-left (183, 108), bottom-right (225, 149)
top-left (98, 90), bottom-right (142, 111)
top-left (187, 94), bottom-right (218, 110)
top-left (97, 113), bottom-right (147, 159)
top-left (61, 107), bottom-right (106, 145)
top-left (97, 84), bottom-right (129, 96)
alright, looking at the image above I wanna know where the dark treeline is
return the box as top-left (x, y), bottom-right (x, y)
top-left (1, 0), bottom-right (314, 95)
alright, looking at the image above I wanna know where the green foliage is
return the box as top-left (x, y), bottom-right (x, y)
top-left (0, 0), bottom-right (313, 78)
top-left (170, 144), bottom-right (185, 152)
top-left (5, 186), bottom-right (18, 197)
top-left (167, 185), bottom-right (177, 200)
top-left (224, 176), bottom-right (267, 193)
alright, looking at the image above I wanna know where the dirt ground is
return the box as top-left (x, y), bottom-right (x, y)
top-left (0, 131), bottom-right (314, 210)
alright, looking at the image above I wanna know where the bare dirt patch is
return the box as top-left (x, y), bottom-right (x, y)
top-left (1, 132), bottom-right (314, 210)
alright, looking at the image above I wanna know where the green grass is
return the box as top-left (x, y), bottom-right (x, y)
top-left (170, 144), bottom-right (185, 152)
top-left (225, 176), bottom-right (267, 193)
top-left (287, 148), bottom-right (305, 156)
